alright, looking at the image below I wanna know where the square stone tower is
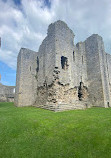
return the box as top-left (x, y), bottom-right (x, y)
top-left (14, 48), bottom-right (37, 106)
top-left (85, 34), bottom-right (110, 107)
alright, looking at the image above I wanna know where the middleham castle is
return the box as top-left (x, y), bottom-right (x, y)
top-left (14, 20), bottom-right (111, 111)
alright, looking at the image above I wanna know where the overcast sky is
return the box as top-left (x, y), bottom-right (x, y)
top-left (0, 0), bottom-right (111, 86)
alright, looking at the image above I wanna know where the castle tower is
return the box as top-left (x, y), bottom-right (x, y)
top-left (14, 48), bottom-right (37, 106)
top-left (85, 34), bottom-right (110, 107)
top-left (35, 21), bottom-right (84, 111)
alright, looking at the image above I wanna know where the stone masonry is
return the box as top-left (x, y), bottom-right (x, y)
top-left (15, 20), bottom-right (111, 111)
top-left (0, 81), bottom-right (15, 102)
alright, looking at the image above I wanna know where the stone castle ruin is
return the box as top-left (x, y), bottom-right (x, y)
top-left (15, 20), bottom-right (111, 111)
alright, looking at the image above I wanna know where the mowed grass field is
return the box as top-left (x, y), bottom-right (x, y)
top-left (0, 103), bottom-right (111, 158)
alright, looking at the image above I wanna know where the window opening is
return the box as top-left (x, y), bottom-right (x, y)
top-left (61, 56), bottom-right (68, 70)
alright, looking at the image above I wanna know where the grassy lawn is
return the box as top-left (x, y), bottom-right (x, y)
top-left (0, 103), bottom-right (111, 158)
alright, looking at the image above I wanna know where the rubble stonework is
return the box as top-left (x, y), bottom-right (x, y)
top-left (15, 20), bottom-right (111, 111)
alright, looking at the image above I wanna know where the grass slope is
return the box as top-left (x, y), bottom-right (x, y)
top-left (0, 102), bottom-right (111, 158)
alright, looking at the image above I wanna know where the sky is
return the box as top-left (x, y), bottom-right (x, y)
top-left (0, 0), bottom-right (111, 86)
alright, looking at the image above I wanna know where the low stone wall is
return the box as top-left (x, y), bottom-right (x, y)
top-left (0, 83), bottom-right (15, 102)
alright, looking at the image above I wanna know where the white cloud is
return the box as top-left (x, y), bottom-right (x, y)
top-left (0, 0), bottom-right (111, 70)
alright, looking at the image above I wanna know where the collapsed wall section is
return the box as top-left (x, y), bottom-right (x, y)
top-left (15, 48), bottom-right (37, 107)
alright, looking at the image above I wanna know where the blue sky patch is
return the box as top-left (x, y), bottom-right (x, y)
top-left (0, 61), bottom-right (16, 86)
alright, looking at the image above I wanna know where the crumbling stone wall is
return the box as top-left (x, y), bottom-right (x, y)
top-left (0, 83), bottom-right (15, 102)
top-left (35, 21), bottom-right (85, 110)
top-left (36, 80), bottom-right (78, 106)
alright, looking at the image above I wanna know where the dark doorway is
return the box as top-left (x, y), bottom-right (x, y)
top-left (107, 102), bottom-right (110, 107)
top-left (78, 82), bottom-right (88, 101)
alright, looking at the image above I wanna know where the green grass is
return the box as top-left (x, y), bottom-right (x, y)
top-left (0, 103), bottom-right (111, 158)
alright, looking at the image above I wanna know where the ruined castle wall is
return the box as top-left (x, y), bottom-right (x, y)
top-left (14, 50), bottom-right (22, 106)
top-left (54, 21), bottom-right (75, 87)
top-left (106, 53), bottom-right (111, 104)
top-left (76, 42), bottom-right (88, 87)
top-left (35, 25), bottom-right (56, 105)
top-left (72, 46), bottom-right (79, 87)
top-left (15, 20), bottom-right (111, 110)
top-left (35, 21), bottom-right (81, 107)
top-left (53, 21), bottom-right (80, 105)
top-left (85, 34), bottom-right (110, 107)
top-left (37, 29), bottom-right (56, 87)
top-left (15, 48), bottom-right (37, 107)
top-left (0, 83), bottom-right (15, 102)
top-left (106, 53), bottom-right (111, 84)
top-left (97, 40), bottom-right (110, 107)
top-left (85, 35), bottom-right (104, 107)
top-left (35, 21), bottom-right (88, 108)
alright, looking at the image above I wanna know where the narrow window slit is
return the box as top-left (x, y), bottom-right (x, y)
top-left (82, 56), bottom-right (83, 64)
top-left (36, 56), bottom-right (39, 72)
top-left (73, 51), bottom-right (75, 61)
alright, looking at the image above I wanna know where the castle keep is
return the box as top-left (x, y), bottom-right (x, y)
top-left (15, 20), bottom-right (111, 111)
